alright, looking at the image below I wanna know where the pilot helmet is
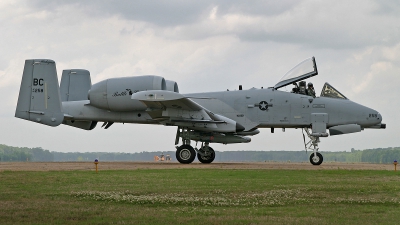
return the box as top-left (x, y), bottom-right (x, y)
top-left (299, 81), bottom-right (306, 87)
top-left (308, 82), bottom-right (313, 87)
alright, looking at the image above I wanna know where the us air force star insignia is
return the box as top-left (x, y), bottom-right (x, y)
top-left (259, 101), bottom-right (268, 111)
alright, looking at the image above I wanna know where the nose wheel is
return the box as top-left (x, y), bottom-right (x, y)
top-left (303, 128), bottom-right (324, 166)
top-left (309, 152), bottom-right (323, 165)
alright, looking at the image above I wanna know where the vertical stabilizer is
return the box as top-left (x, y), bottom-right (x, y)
top-left (60, 69), bottom-right (91, 101)
top-left (15, 59), bottom-right (64, 127)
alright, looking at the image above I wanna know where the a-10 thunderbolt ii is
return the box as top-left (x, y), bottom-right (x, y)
top-left (15, 57), bottom-right (385, 165)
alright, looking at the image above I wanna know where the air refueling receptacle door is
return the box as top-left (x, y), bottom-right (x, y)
top-left (274, 57), bottom-right (318, 90)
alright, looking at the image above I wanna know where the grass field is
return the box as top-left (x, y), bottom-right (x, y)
top-left (1, 167), bottom-right (399, 224)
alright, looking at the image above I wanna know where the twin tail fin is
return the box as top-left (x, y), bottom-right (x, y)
top-left (15, 59), bottom-right (63, 127)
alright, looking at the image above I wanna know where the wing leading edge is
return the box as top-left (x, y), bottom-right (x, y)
top-left (131, 90), bottom-right (244, 133)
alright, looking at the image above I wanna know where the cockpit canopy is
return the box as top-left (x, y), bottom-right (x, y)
top-left (274, 57), bottom-right (349, 100)
top-left (274, 57), bottom-right (318, 89)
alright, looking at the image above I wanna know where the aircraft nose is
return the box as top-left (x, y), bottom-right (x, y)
top-left (358, 105), bottom-right (383, 128)
top-left (377, 113), bottom-right (383, 123)
top-left (368, 110), bottom-right (382, 125)
top-left (377, 112), bottom-right (386, 128)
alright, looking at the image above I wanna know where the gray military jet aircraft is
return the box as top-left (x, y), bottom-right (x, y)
top-left (15, 57), bottom-right (385, 165)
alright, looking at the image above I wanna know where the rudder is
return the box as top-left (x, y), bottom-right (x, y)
top-left (15, 59), bottom-right (64, 127)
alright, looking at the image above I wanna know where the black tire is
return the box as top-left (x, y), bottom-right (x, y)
top-left (309, 152), bottom-right (323, 165)
top-left (197, 147), bottom-right (215, 164)
top-left (176, 145), bottom-right (196, 164)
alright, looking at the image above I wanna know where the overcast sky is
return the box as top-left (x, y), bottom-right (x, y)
top-left (1, 0), bottom-right (398, 154)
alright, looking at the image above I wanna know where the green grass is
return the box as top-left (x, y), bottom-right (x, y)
top-left (1, 169), bottom-right (399, 224)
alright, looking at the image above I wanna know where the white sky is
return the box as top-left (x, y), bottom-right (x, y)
top-left (0, 0), bottom-right (398, 153)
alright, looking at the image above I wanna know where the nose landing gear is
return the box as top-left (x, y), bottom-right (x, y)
top-left (303, 128), bottom-right (324, 165)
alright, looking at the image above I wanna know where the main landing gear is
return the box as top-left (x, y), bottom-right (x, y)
top-left (176, 145), bottom-right (196, 164)
top-left (175, 128), bottom-right (216, 164)
top-left (302, 128), bottom-right (324, 165)
top-left (197, 143), bottom-right (215, 164)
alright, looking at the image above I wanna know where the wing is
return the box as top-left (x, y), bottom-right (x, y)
top-left (131, 90), bottom-right (244, 133)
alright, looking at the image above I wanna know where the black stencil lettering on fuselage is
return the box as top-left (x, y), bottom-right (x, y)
top-left (32, 88), bottom-right (44, 93)
top-left (33, 78), bottom-right (44, 86)
top-left (112, 89), bottom-right (138, 97)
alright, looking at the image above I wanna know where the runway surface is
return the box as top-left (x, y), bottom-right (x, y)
top-left (0, 161), bottom-right (394, 171)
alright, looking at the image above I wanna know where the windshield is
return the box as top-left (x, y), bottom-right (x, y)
top-left (320, 83), bottom-right (348, 100)
top-left (274, 57), bottom-right (318, 89)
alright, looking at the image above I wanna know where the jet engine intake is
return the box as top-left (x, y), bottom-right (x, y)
top-left (88, 75), bottom-right (166, 111)
top-left (165, 80), bottom-right (179, 93)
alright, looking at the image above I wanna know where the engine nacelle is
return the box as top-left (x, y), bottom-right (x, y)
top-left (88, 76), bottom-right (166, 111)
top-left (165, 80), bottom-right (179, 93)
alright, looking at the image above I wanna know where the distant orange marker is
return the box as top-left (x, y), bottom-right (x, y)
top-left (394, 160), bottom-right (398, 172)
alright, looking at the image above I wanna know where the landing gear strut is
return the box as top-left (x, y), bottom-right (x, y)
top-left (175, 127), bottom-right (216, 164)
top-left (303, 128), bottom-right (324, 165)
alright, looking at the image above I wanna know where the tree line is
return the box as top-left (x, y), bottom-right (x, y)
top-left (0, 144), bottom-right (53, 162)
top-left (0, 144), bottom-right (399, 163)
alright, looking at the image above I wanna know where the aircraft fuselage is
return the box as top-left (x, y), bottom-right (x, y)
top-left (62, 88), bottom-right (382, 131)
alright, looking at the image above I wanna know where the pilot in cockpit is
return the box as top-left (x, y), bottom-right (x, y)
top-left (307, 82), bottom-right (316, 98)
top-left (298, 81), bottom-right (307, 95)
top-left (292, 81), bottom-right (316, 98)
top-left (291, 86), bottom-right (299, 93)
